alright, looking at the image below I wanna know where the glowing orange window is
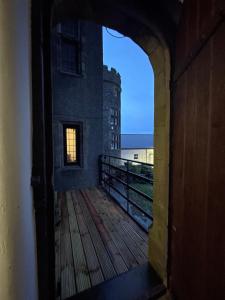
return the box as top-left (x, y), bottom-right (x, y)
top-left (63, 125), bottom-right (80, 165)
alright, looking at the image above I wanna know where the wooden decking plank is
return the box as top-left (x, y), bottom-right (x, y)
top-left (66, 191), bottom-right (91, 293)
top-left (91, 188), bottom-right (147, 265)
top-left (72, 194), bottom-right (105, 286)
top-left (72, 190), bottom-right (116, 280)
top-left (119, 219), bottom-right (148, 256)
top-left (96, 187), bottom-right (149, 242)
top-left (103, 213), bottom-right (147, 264)
top-left (88, 188), bottom-right (139, 269)
top-left (55, 191), bottom-right (61, 226)
top-left (60, 192), bottom-right (76, 300)
top-left (56, 187), bottom-right (150, 299)
top-left (98, 187), bottom-right (149, 240)
top-left (82, 189), bottom-right (128, 275)
top-left (55, 192), bottom-right (61, 300)
top-left (95, 187), bottom-right (149, 249)
top-left (55, 192), bottom-right (62, 298)
top-left (96, 191), bottom-right (148, 256)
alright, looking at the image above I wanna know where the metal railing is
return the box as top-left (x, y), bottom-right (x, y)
top-left (99, 154), bottom-right (154, 231)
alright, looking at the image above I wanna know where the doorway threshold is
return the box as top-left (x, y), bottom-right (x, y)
top-left (66, 262), bottom-right (166, 300)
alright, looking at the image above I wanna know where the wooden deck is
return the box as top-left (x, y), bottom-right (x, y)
top-left (55, 187), bottom-right (148, 300)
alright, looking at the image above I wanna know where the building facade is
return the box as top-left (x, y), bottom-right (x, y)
top-left (103, 65), bottom-right (121, 156)
top-left (121, 134), bottom-right (154, 164)
top-left (52, 21), bottom-right (121, 191)
top-left (52, 20), bottom-right (104, 191)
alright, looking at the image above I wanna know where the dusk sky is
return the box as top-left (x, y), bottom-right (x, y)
top-left (103, 27), bottom-right (154, 134)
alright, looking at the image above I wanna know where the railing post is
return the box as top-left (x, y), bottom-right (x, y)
top-left (109, 156), bottom-right (111, 195)
top-left (99, 155), bottom-right (102, 185)
top-left (99, 154), bottom-right (154, 231)
top-left (126, 160), bottom-right (129, 214)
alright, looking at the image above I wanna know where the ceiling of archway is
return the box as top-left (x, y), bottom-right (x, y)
top-left (53, 0), bottom-right (183, 50)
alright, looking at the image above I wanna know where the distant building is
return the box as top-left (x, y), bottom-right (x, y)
top-left (121, 134), bottom-right (154, 164)
top-left (103, 65), bottom-right (121, 157)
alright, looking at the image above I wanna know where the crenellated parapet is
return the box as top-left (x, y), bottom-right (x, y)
top-left (103, 65), bottom-right (121, 87)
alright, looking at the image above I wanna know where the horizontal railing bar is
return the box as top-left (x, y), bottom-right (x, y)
top-left (102, 178), bottom-right (126, 199)
top-left (101, 178), bottom-right (153, 220)
top-left (128, 170), bottom-right (154, 185)
top-left (102, 170), bottom-right (153, 202)
top-left (101, 154), bottom-right (154, 167)
top-left (102, 179), bottom-right (153, 223)
top-left (101, 182), bottom-right (149, 232)
top-left (102, 161), bottom-right (153, 184)
top-left (102, 170), bottom-right (127, 186)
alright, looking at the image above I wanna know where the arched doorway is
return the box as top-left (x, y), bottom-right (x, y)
top-left (31, 1), bottom-right (181, 299)
top-left (52, 0), bottom-right (171, 287)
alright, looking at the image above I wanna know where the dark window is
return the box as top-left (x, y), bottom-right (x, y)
top-left (111, 132), bottom-right (115, 150)
top-left (60, 38), bottom-right (80, 74)
top-left (60, 20), bottom-right (79, 39)
top-left (110, 108), bottom-right (114, 125)
top-left (110, 108), bottom-right (119, 128)
top-left (134, 154), bottom-right (138, 160)
top-left (113, 87), bottom-right (120, 97)
top-left (115, 135), bottom-right (119, 149)
top-left (115, 114), bottom-right (118, 126)
top-left (58, 21), bottom-right (81, 75)
top-left (63, 125), bottom-right (80, 165)
top-left (111, 133), bottom-right (119, 150)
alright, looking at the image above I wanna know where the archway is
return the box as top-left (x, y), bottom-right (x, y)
top-left (52, 0), bottom-right (171, 286)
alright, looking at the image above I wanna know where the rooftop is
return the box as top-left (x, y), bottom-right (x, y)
top-left (121, 134), bottom-right (154, 149)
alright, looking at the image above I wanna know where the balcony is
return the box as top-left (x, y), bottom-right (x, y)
top-left (100, 155), bottom-right (153, 231)
top-left (54, 157), bottom-right (164, 299)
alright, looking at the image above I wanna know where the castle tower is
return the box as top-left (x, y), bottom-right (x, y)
top-left (103, 65), bottom-right (121, 156)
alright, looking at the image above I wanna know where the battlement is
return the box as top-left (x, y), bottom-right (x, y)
top-left (103, 65), bottom-right (121, 85)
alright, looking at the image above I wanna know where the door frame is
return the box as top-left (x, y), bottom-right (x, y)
top-left (31, 1), bottom-right (55, 299)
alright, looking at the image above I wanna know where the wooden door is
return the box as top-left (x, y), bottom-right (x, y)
top-left (170, 1), bottom-right (225, 299)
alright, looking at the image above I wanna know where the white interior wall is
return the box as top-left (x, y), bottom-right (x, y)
top-left (0, 0), bottom-right (38, 299)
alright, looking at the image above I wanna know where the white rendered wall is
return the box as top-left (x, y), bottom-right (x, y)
top-left (0, 0), bottom-right (38, 299)
top-left (121, 149), bottom-right (154, 164)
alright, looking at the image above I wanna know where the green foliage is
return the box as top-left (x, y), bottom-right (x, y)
top-left (129, 183), bottom-right (153, 216)
top-left (126, 163), bottom-right (153, 179)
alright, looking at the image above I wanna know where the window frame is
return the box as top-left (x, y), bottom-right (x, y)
top-left (57, 21), bottom-right (82, 76)
top-left (134, 154), bottom-right (139, 160)
top-left (63, 124), bottom-right (81, 166)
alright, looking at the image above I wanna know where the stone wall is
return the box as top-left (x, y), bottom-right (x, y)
top-left (52, 21), bottom-right (103, 191)
top-left (103, 65), bottom-right (121, 157)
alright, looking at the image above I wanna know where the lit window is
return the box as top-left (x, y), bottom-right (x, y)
top-left (134, 154), bottom-right (138, 160)
top-left (63, 125), bottom-right (80, 165)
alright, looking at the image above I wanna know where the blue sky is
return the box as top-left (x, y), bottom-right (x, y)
top-left (103, 27), bottom-right (154, 134)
